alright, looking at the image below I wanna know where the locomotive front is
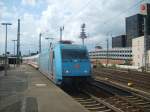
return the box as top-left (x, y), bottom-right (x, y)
top-left (61, 44), bottom-right (91, 85)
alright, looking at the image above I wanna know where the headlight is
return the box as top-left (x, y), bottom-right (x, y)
top-left (65, 70), bottom-right (69, 73)
top-left (84, 70), bottom-right (88, 73)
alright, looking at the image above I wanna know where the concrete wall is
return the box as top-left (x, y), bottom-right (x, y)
top-left (91, 59), bottom-right (130, 65)
top-left (116, 65), bottom-right (139, 70)
top-left (132, 36), bottom-right (144, 67)
top-left (147, 50), bottom-right (150, 68)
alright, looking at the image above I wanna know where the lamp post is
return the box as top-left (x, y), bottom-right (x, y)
top-left (45, 37), bottom-right (54, 41)
top-left (60, 26), bottom-right (64, 41)
top-left (45, 37), bottom-right (54, 73)
top-left (106, 38), bottom-right (109, 67)
top-left (45, 37), bottom-right (54, 48)
top-left (12, 39), bottom-right (17, 67)
top-left (39, 33), bottom-right (42, 53)
top-left (1, 22), bottom-right (12, 76)
top-left (39, 32), bottom-right (54, 53)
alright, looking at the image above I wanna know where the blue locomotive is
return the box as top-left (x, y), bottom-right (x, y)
top-left (39, 41), bottom-right (91, 85)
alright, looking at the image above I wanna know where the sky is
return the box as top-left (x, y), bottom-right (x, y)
top-left (0, 0), bottom-right (150, 55)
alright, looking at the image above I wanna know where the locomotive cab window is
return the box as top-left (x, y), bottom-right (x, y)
top-left (62, 49), bottom-right (88, 59)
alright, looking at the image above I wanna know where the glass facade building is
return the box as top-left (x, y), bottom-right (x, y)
top-left (112, 35), bottom-right (127, 48)
top-left (126, 14), bottom-right (144, 47)
top-left (126, 4), bottom-right (150, 47)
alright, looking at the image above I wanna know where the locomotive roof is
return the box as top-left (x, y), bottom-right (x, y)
top-left (60, 43), bottom-right (86, 50)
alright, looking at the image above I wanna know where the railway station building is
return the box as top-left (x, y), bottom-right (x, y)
top-left (89, 47), bottom-right (132, 65)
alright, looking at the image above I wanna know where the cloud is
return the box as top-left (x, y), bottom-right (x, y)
top-left (38, 0), bottom-right (140, 45)
top-left (20, 0), bottom-right (146, 51)
top-left (22, 0), bottom-right (37, 6)
top-left (0, 0), bottom-right (147, 54)
top-left (0, 1), bottom-right (5, 19)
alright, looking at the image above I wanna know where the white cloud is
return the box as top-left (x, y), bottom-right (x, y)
top-left (40, 1), bottom-right (127, 41)
top-left (0, 1), bottom-right (5, 19)
top-left (22, 0), bottom-right (37, 6)
top-left (24, 0), bottom-right (144, 50)
top-left (0, 0), bottom-right (147, 54)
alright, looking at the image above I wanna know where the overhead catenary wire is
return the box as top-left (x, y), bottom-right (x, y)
top-left (63, 0), bottom-right (95, 26)
top-left (22, 0), bottom-right (147, 54)
top-left (36, 0), bottom-right (147, 47)
top-left (63, 0), bottom-right (145, 27)
top-left (104, 0), bottom-right (146, 34)
top-left (62, 0), bottom-right (146, 40)
top-left (102, 0), bottom-right (145, 26)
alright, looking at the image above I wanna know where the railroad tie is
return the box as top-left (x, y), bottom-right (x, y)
top-left (132, 99), bottom-right (144, 102)
top-left (77, 98), bottom-right (93, 102)
top-left (127, 97), bottom-right (139, 100)
top-left (97, 109), bottom-right (112, 112)
top-left (84, 103), bottom-right (101, 107)
top-left (81, 101), bottom-right (98, 105)
top-left (136, 102), bottom-right (150, 105)
top-left (142, 104), bottom-right (150, 108)
top-left (120, 103), bottom-right (129, 106)
top-left (131, 109), bottom-right (142, 112)
top-left (87, 107), bottom-right (111, 112)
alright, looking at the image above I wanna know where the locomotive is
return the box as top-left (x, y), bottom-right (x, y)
top-left (24, 41), bottom-right (91, 85)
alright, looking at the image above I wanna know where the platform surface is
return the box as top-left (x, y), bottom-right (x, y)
top-left (0, 65), bottom-right (88, 112)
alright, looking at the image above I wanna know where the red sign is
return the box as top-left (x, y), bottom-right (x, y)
top-left (140, 4), bottom-right (147, 15)
top-left (141, 5), bottom-right (145, 10)
top-left (74, 64), bottom-right (80, 69)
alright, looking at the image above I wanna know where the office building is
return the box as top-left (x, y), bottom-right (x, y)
top-left (126, 14), bottom-right (144, 47)
top-left (126, 3), bottom-right (150, 47)
top-left (112, 35), bottom-right (127, 48)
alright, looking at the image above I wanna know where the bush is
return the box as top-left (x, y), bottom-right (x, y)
top-left (111, 64), bottom-right (116, 69)
top-left (97, 62), bottom-right (104, 68)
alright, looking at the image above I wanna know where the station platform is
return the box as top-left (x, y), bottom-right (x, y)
top-left (0, 65), bottom-right (88, 112)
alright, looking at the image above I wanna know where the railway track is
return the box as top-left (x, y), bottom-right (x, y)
top-left (91, 80), bottom-right (150, 112)
top-left (95, 68), bottom-right (150, 82)
top-left (93, 69), bottom-right (150, 90)
top-left (104, 95), bottom-right (150, 112)
top-left (71, 90), bottom-right (149, 112)
top-left (73, 93), bottom-right (116, 112)
top-left (123, 95), bottom-right (150, 111)
top-left (63, 80), bottom-right (150, 112)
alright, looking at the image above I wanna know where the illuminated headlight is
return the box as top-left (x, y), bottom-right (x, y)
top-left (65, 70), bottom-right (69, 73)
top-left (84, 70), bottom-right (88, 73)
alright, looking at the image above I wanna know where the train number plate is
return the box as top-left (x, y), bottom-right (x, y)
top-left (74, 64), bottom-right (80, 69)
